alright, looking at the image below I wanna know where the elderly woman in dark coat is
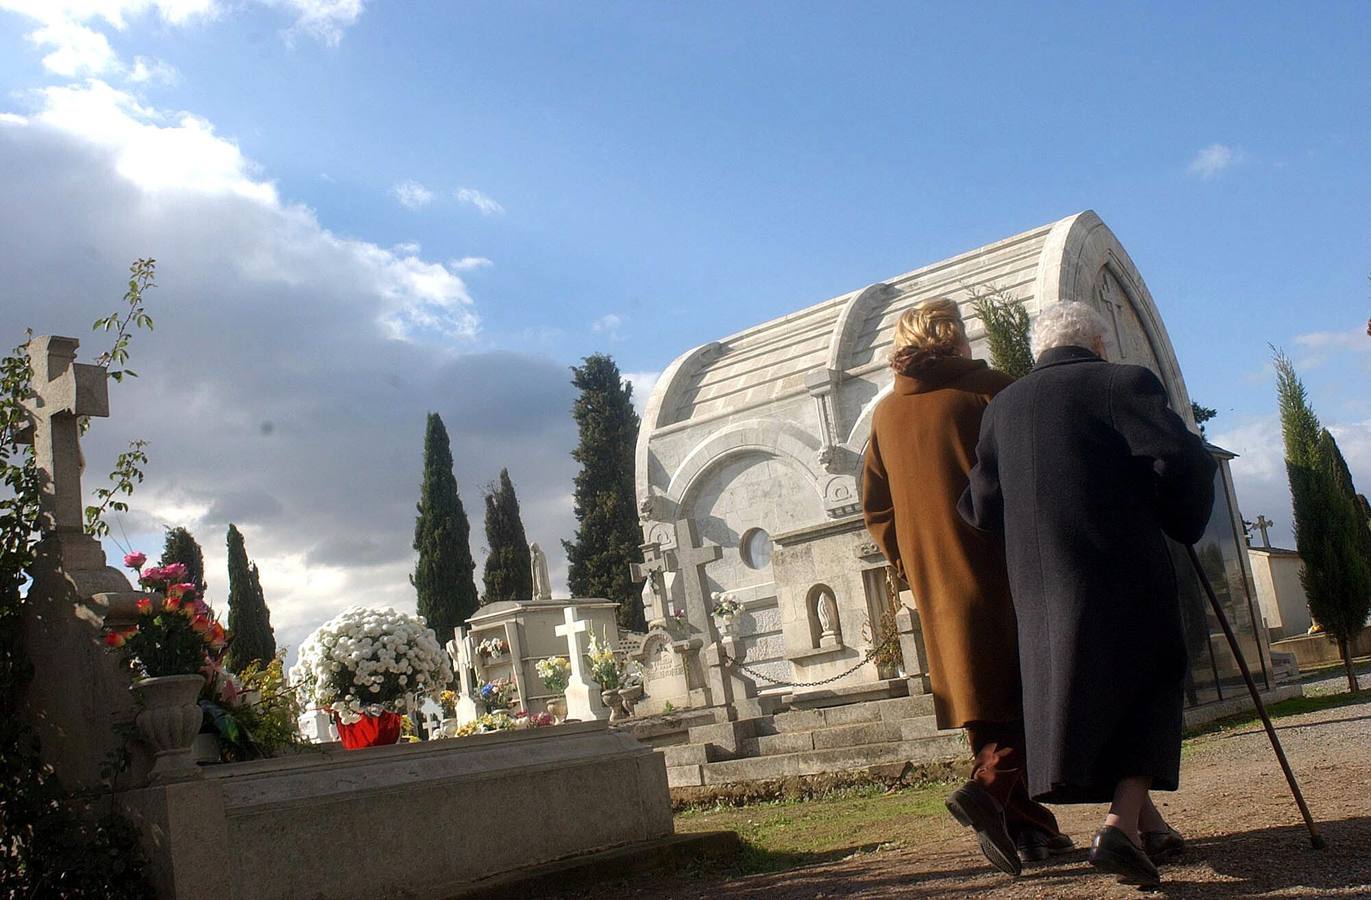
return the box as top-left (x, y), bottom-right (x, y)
top-left (958, 302), bottom-right (1216, 889)
top-left (863, 299), bottom-right (1068, 878)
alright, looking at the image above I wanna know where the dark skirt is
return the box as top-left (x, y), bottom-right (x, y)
top-left (1032, 675), bottom-right (1185, 805)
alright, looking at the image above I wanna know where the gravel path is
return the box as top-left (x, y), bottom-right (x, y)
top-left (625, 693), bottom-right (1371, 898)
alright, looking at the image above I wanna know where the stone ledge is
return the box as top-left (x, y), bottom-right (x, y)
top-left (450, 831), bottom-right (742, 899)
top-left (1181, 683), bottom-right (1305, 730)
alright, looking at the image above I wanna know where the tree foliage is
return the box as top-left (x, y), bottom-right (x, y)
top-left (1274, 348), bottom-right (1371, 692)
top-left (159, 525), bottom-right (207, 595)
top-left (225, 524), bottom-right (276, 673)
top-left (1190, 402), bottom-right (1217, 436)
top-left (482, 468), bottom-right (532, 604)
top-left (563, 355), bottom-right (646, 631)
top-left (968, 284), bottom-right (1034, 378)
top-left (412, 413), bottom-right (479, 644)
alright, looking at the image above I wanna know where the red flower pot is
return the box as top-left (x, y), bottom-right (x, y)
top-left (333, 710), bottom-right (404, 749)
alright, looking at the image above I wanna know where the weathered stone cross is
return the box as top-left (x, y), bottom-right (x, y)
top-left (665, 519), bottom-right (721, 630)
top-left (1096, 274), bottom-right (1129, 361)
top-left (1252, 515), bottom-right (1274, 549)
top-left (555, 606), bottom-right (608, 721)
top-left (19, 336), bottom-right (109, 534)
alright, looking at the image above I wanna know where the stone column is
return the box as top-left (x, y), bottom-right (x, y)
top-left (895, 605), bottom-right (930, 696)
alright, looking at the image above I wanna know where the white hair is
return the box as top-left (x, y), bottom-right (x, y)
top-left (1031, 301), bottom-right (1113, 358)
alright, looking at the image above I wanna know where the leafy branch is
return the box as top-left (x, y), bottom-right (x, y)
top-left (84, 440), bottom-right (149, 538)
top-left (966, 282), bottom-right (1034, 378)
top-left (92, 258), bottom-right (156, 383)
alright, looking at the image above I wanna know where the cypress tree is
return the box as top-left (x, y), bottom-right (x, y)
top-left (969, 286), bottom-right (1033, 378)
top-left (482, 468), bottom-right (533, 604)
top-left (225, 524), bottom-right (276, 673)
top-left (563, 354), bottom-right (646, 631)
top-left (1274, 349), bottom-right (1371, 693)
top-left (412, 413), bottom-right (479, 644)
top-left (159, 526), bottom-right (207, 595)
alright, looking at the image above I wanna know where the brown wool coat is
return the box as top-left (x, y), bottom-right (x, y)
top-left (862, 356), bottom-right (1020, 729)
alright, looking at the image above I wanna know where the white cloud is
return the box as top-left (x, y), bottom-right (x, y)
top-left (0, 113), bottom-right (28, 126)
top-left (592, 313), bottom-right (624, 339)
top-left (450, 256), bottom-right (493, 271)
top-left (1188, 143), bottom-right (1242, 180)
top-left (26, 19), bottom-right (119, 76)
top-left (1293, 327), bottom-right (1371, 368)
top-left (128, 55), bottom-right (179, 84)
top-left (391, 180), bottom-right (433, 210)
top-left (265, 0), bottom-right (364, 46)
top-left (455, 187), bottom-right (504, 216)
top-left (622, 370), bottom-right (660, 417)
top-left (391, 241), bottom-right (421, 255)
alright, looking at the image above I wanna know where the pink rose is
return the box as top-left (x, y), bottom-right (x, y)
top-left (123, 552), bottom-right (147, 570)
top-left (161, 562), bottom-right (188, 582)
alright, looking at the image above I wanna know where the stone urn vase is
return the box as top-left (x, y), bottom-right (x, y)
top-left (601, 689), bottom-right (628, 723)
top-left (131, 674), bottom-right (206, 783)
top-left (439, 717), bottom-right (460, 738)
top-left (545, 696), bottom-right (567, 722)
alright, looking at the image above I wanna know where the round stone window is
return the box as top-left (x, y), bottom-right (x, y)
top-left (739, 527), bottom-right (773, 570)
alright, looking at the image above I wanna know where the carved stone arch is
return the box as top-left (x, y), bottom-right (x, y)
top-left (1033, 211), bottom-right (1195, 425)
top-left (842, 380), bottom-right (894, 455)
top-left (634, 340), bottom-right (722, 509)
top-left (827, 282), bottom-right (898, 375)
top-left (666, 419), bottom-right (825, 510)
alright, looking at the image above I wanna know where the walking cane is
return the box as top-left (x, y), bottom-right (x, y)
top-left (1185, 544), bottom-right (1326, 850)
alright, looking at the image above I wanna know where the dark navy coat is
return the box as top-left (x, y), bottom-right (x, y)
top-left (958, 346), bottom-right (1217, 803)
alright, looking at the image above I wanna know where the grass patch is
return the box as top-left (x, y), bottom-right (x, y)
top-left (674, 781), bottom-right (951, 877)
top-left (1184, 688), bottom-right (1370, 740)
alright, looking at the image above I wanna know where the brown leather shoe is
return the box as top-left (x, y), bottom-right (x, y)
top-left (1016, 827), bottom-right (1075, 862)
top-left (1142, 826), bottom-right (1185, 864)
top-left (1089, 826), bottom-right (1161, 889)
top-left (946, 781), bottom-right (1022, 877)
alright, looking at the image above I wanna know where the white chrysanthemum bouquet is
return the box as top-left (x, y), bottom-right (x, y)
top-left (295, 606), bottom-right (452, 724)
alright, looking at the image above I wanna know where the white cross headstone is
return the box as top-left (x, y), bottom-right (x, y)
top-left (555, 606), bottom-right (609, 721)
top-left (444, 627), bottom-right (480, 725)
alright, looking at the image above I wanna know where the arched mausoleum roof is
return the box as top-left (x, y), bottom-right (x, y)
top-left (641, 210), bottom-right (1189, 435)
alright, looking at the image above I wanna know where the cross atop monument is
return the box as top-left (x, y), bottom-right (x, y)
top-left (19, 336), bottom-right (110, 534)
top-left (630, 541), bottom-right (670, 625)
top-left (554, 605), bottom-right (608, 721)
top-left (664, 519), bottom-right (722, 629)
top-left (1252, 515), bottom-right (1274, 549)
top-left (444, 626), bottom-right (480, 724)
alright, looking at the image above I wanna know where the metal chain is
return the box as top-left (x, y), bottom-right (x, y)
top-left (720, 630), bottom-right (899, 688)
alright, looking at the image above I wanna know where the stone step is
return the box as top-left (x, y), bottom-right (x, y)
top-left (766, 693), bottom-right (936, 733)
top-left (666, 764), bottom-right (704, 788)
top-left (660, 743), bottom-right (712, 767)
top-left (698, 732), bottom-right (968, 785)
top-left (740, 714), bottom-right (949, 757)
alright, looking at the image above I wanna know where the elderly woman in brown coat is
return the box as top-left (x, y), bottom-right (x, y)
top-left (862, 299), bottom-right (1068, 877)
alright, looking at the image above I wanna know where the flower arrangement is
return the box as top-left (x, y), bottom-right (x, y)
top-left (711, 591), bottom-right (742, 620)
top-left (439, 689), bottom-right (458, 718)
top-left (514, 711), bottom-right (556, 729)
top-left (454, 711), bottom-right (516, 736)
top-left (476, 636), bottom-right (507, 659)
top-left (294, 606), bottom-right (452, 725)
top-left (476, 678), bottom-right (515, 713)
top-left (669, 606), bottom-right (687, 626)
top-left (585, 630), bottom-right (622, 690)
top-left (104, 555), bottom-right (228, 678)
top-left (200, 654), bottom-right (307, 761)
top-left (535, 656), bottom-right (570, 693)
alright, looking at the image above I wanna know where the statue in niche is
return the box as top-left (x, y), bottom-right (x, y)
top-left (530, 543), bottom-right (553, 601)
top-left (814, 586), bottom-right (841, 647)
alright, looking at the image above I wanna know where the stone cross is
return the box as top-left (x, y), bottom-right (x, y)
top-left (530, 542), bottom-right (552, 601)
top-left (665, 519), bottom-right (721, 630)
top-left (1252, 515), bottom-right (1274, 549)
top-left (444, 626), bottom-right (480, 724)
top-left (20, 336), bottom-right (110, 534)
top-left (554, 606), bottom-right (608, 721)
top-left (629, 541), bottom-right (670, 626)
top-left (1096, 273), bottom-right (1129, 361)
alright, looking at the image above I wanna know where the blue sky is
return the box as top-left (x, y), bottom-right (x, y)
top-left (1, 1), bottom-right (1367, 654)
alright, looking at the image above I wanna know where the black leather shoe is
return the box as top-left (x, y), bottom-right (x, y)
top-left (1089, 826), bottom-right (1161, 889)
top-left (946, 781), bottom-right (1023, 877)
top-left (1016, 828), bottom-right (1075, 862)
top-left (1142, 826), bottom-right (1185, 864)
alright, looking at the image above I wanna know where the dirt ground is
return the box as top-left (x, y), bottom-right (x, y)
top-left (602, 690), bottom-right (1371, 899)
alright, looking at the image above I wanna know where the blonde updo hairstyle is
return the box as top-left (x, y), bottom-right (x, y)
top-left (890, 298), bottom-right (968, 375)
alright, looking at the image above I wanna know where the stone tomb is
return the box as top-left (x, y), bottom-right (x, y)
top-left (462, 596), bottom-right (620, 717)
top-left (15, 334), bottom-right (675, 899)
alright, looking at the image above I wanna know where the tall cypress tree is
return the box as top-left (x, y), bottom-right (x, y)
top-left (1274, 349), bottom-right (1371, 693)
top-left (482, 468), bottom-right (533, 604)
top-left (563, 354), bottom-right (646, 631)
top-left (159, 526), bottom-right (207, 595)
top-left (225, 524), bottom-right (276, 673)
top-left (412, 413), bottom-right (479, 644)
